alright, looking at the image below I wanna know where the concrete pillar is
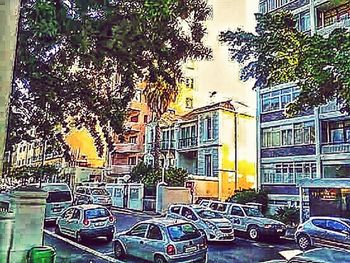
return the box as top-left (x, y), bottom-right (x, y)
top-left (156, 182), bottom-right (167, 214)
top-left (8, 188), bottom-right (48, 263)
top-left (0, 0), bottom-right (21, 175)
top-left (0, 210), bottom-right (15, 263)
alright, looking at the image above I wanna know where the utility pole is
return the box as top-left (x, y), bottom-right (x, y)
top-left (234, 111), bottom-right (238, 192)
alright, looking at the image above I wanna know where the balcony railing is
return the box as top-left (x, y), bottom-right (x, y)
top-left (111, 164), bottom-right (135, 174)
top-left (322, 143), bottom-right (350, 154)
top-left (115, 143), bottom-right (141, 153)
top-left (160, 140), bottom-right (176, 150)
top-left (320, 100), bottom-right (342, 114)
top-left (317, 18), bottom-right (350, 36)
top-left (178, 137), bottom-right (198, 149)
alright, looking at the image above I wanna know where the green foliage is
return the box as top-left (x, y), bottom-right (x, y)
top-left (130, 162), bottom-right (188, 187)
top-left (9, 0), bottom-right (212, 161)
top-left (165, 167), bottom-right (188, 187)
top-left (269, 206), bottom-right (300, 227)
top-left (220, 11), bottom-right (350, 115)
top-left (10, 164), bottom-right (59, 181)
top-left (226, 189), bottom-right (269, 214)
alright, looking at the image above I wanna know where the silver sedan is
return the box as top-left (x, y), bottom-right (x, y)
top-left (113, 218), bottom-right (208, 263)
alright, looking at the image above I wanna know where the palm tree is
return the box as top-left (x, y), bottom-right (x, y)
top-left (144, 79), bottom-right (178, 169)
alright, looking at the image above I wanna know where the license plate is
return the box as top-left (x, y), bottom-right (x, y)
top-left (52, 208), bottom-right (62, 212)
top-left (95, 222), bottom-right (105, 227)
top-left (277, 229), bottom-right (283, 232)
top-left (185, 246), bottom-right (197, 253)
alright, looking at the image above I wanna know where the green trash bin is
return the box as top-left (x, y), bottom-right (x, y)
top-left (27, 246), bottom-right (56, 263)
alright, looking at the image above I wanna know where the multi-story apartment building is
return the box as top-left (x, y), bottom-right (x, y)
top-left (145, 100), bottom-right (256, 201)
top-left (258, 0), bottom-right (350, 218)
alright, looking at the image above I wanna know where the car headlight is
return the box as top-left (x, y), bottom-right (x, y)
top-left (205, 221), bottom-right (217, 230)
top-left (264, 224), bottom-right (273, 228)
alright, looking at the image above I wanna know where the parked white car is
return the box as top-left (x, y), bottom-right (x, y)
top-left (167, 204), bottom-right (234, 242)
top-left (200, 200), bottom-right (286, 240)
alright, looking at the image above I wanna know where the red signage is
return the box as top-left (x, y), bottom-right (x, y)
top-left (185, 181), bottom-right (195, 193)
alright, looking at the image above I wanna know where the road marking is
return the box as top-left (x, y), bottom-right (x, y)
top-left (44, 229), bottom-right (122, 263)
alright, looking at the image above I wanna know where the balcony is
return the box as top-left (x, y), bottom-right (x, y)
top-left (320, 101), bottom-right (342, 114)
top-left (317, 18), bottom-right (350, 35)
top-left (178, 137), bottom-right (198, 149)
top-left (114, 143), bottom-right (141, 153)
top-left (111, 164), bottom-right (135, 174)
top-left (322, 143), bottom-right (350, 154)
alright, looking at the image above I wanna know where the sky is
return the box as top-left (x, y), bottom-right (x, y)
top-left (193, 0), bottom-right (259, 112)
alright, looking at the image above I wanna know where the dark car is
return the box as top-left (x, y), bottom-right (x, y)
top-left (263, 248), bottom-right (350, 263)
top-left (295, 216), bottom-right (350, 251)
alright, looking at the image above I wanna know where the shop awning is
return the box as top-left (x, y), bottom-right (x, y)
top-left (298, 178), bottom-right (350, 189)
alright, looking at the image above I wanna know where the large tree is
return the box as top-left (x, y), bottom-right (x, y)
top-left (220, 11), bottom-right (350, 115)
top-left (8, 0), bottom-right (211, 163)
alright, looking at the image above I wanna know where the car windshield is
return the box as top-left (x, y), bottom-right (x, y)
top-left (91, 188), bottom-right (109, 195)
top-left (46, 191), bottom-right (72, 203)
top-left (195, 209), bottom-right (223, 219)
top-left (167, 223), bottom-right (201, 242)
top-left (242, 207), bottom-right (264, 217)
top-left (84, 208), bottom-right (110, 219)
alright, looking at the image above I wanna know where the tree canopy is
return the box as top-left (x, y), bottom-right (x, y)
top-left (8, 0), bottom-right (211, 160)
top-left (220, 11), bottom-right (350, 115)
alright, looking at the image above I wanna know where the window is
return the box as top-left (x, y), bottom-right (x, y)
top-left (130, 115), bottom-right (139, 123)
top-left (167, 223), bottom-right (201, 242)
top-left (72, 209), bottom-right (81, 220)
top-left (231, 206), bottom-right (244, 216)
top-left (185, 78), bottom-right (194, 89)
top-left (312, 219), bottom-right (326, 228)
top-left (261, 87), bottom-right (300, 113)
top-left (262, 162), bottom-right (316, 184)
top-left (128, 157), bottom-right (137, 165)
top-left (146, 225), bottom-right (163, 240)
top-left (170, 206), bottom-right (181, 214)
top-left (281, 127), bottom-right (293, 146)
top-left (205, 154), bottom-right (212, 176)
top-left (181, 207), bottom-right (197, 221)
top-left (129, 136), bottom-right (137, 144)
top-left (133, 89), bottom-right (142, 102)
top-left (259, 1), bottom-right (267, 14)
top-left (299, 12), bottom-right (310, 32)
top-left (326, 220), bottom-right (348, 233)
top-left (206, 116), bottom-right (213, 140)
top-left (130, 223), bottom-right (149, 238)
top-left (185, 98), bottom-right (193, 109)
top-left (268, 0), bottom-right (276, 11)
top-left (143, 115), bottom-right (148, 123)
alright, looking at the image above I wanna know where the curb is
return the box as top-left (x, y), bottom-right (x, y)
top-left (44, 229), bottom-right (122, 263)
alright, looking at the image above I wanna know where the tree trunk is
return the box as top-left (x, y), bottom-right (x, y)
top-left (154, 117), bottom-right (161, 170)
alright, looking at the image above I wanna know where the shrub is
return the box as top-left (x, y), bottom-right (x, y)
top-left (226, 189), bottom-right (269, 214)
top-left (271, 206), bottom-right (300, 227)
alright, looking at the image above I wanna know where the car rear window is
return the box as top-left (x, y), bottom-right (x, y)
top-left (46, 191), bottom-right (72, 203)
top-left (167, 223), bottom-right (201, 242)
top-left (84, 208), bottom-right (110, 219)
top-left (91, 188), bottom-right (109, 195)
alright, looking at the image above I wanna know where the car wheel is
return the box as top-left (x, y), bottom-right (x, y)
top-left (76, 232), bottom-right (83, 243)
top-left (106, 234), bottom-right (113, 242)
top-left (297, 234), bottom-right (311, 250)
top-left (54, 225), bottom-right (61, 235)
top-left (154, 255), bottom-right (167, 263)
top-left (248, 226), bottom-right (260, 240)
top-left (114, 241), bottom-right (125, 259)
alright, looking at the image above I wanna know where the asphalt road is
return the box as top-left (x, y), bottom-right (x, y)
top-left (45, 209), bottom-right (298, 263)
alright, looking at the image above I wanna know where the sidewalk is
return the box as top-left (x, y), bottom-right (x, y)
top-left (110, 206), bottom-right (160, 217)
